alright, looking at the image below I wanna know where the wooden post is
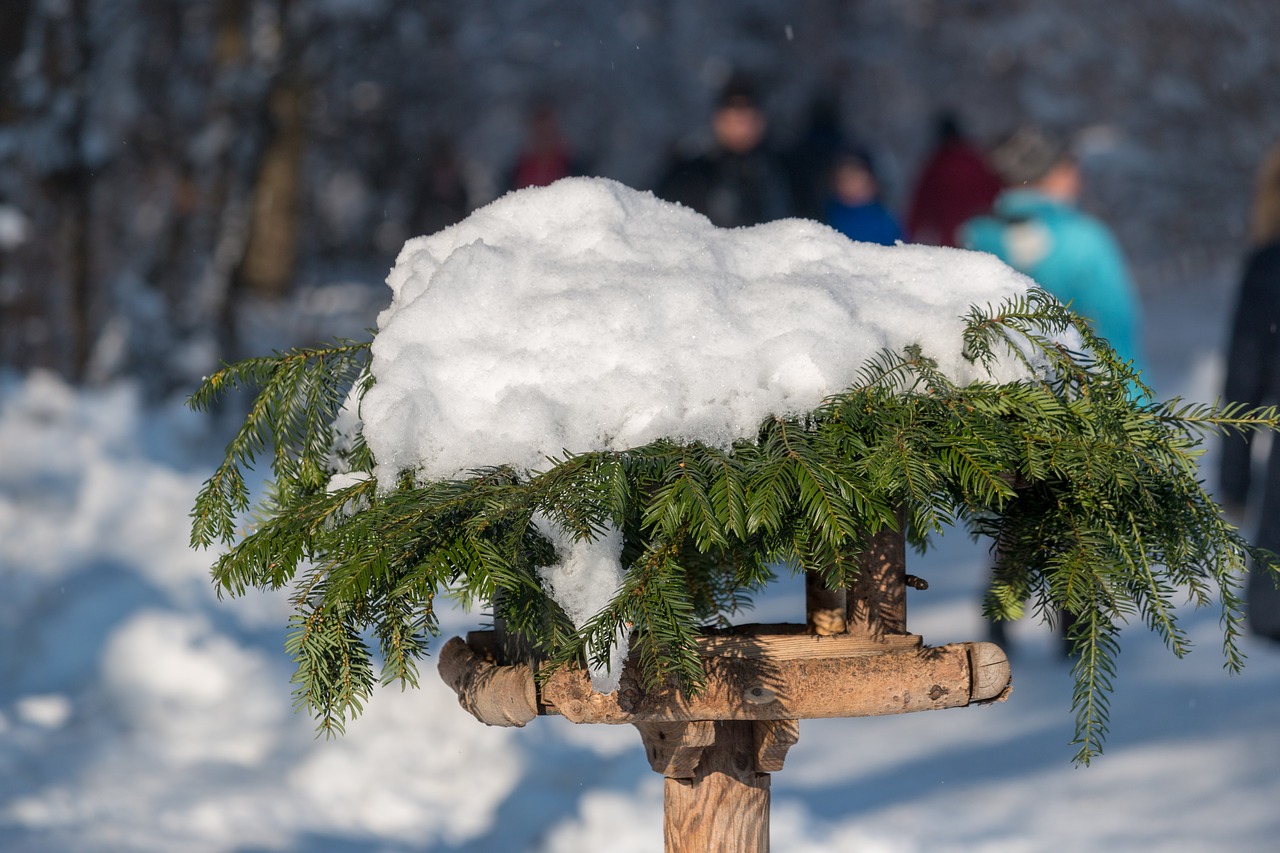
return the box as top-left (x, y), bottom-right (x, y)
top-left (805, 571), bottom-right (847, 635)
top-left (662, 720), bottom-right (770, 853)
top-left (847, 509), bottom-right (909, 638)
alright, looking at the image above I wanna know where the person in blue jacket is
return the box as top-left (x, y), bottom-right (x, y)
top-left (960, 126), bottom-right (1144, 371)
top-left (823, 147), bottom-right (904, 246)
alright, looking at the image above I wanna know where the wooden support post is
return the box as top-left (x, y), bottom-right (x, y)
top-left (805, 571), bottom-right (847, 635)
top-left (662, 720), bottom-right (770, 853)
top-left (847, 509), bottom-right (908, 638)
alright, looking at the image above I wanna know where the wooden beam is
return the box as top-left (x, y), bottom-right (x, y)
top-left (694, 629), bottom-right (920, 660)
top-left (436, 636), bottom-right (539, 727)
top-left (541, 641), bottom-right (1007, 725)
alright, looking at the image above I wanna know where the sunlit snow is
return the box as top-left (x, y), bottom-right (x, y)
top-left (362, 177), bottom-right (1046, 485)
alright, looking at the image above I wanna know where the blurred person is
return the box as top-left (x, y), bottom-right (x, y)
top-left (823, 147), bottom-right (904, 246)
top-left (960, 125), bottom-right (1144, 371)
top-left (412, 136), bottom-right (471, 236)
top-left (783, 91), bottom-right (848, 221)
top-left (654, 75), bottom-right (791, 228)
top-left (961, 126), bottom-right (1144, 656)
top-left (506, 101), bottom-right (583, 191)
top-left (1219, 139), bottom-right (1280, 642)
top-left (905, 111), bottom-right (1002, 247)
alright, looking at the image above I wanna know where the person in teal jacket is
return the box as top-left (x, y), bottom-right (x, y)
top-left (960, 126), bottom-right (1144, 371)
top-left (961, 127), bottom-right (1144, 656)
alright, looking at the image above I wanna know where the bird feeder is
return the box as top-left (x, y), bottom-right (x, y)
top-left (439, 520), bottom-right (1011, 852)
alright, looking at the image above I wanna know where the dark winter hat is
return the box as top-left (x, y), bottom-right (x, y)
top-left (989, 126), bottom-right (1070, 186)
top-left (832, 145), bottom-right (878, 180)
top-left (717, 74), bottom-right (761, 110)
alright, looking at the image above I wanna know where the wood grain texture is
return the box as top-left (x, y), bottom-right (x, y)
top-left (847, 517), bottom-right (908, 639)
top-left (663, 721), bottom-right (770, 853)
top-left (753, 719), bottom-right (799, 773)
top-left (542, 642), bottom-right (986, 724)
top-left (635, 720), bottom-right (716, 778)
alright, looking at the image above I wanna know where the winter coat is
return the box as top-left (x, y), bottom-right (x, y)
top-left (655, 147), bottom-right (792, 229)
top-left (960, 189), bottom-right (1143, 370)
top-left (1220, 242), bottom-right (1280, 508)
top-left (824, 198), bottom-right (904, 247)
top-left (906, 140), bottom-right (1002, 247)
top-left (1219, 241), bottom-right (1280, 640)
top-left (505, 144), bottom-right (582, 192)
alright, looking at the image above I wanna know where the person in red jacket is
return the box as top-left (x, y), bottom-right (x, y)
top-left (506, 102), bottom-right (584, 191)
top-left (905, 112), bottom-right (1002, 247)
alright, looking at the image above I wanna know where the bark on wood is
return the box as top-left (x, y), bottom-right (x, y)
top-left (541, 642), bottom-right (997, 724)
top-left (436, 636), bottom-right (538, 727)
top-left (663, 721), bottom-right (769, 853)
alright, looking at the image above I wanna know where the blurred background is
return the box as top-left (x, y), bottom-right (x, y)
top-left (3, 0), bottom-right (1279, 391)
top-left (4, 3), bottom-right (1280, 852)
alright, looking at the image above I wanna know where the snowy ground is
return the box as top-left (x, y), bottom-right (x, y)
top-left (3, 259), bottom-right (1279, 852)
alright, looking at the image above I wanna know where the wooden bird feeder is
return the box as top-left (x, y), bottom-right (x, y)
top-left (439, 521), bottom-right (1011, 852)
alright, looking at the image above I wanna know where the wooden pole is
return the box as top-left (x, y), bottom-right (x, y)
top-left (541, 641), bottom-right (1000, 723)
top-left (662, 720), bottom-right (770, 853)
top-left (805, 570), bottom-right (847, 635)
top-left (847, 509), bottom-right (909, 638)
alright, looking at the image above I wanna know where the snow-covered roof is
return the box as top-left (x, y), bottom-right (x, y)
top-left (361, 177), bottom-right (1041, 485)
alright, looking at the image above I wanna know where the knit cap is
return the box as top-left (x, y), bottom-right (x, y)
top-left (989, 126), bottom-right (1069, 186)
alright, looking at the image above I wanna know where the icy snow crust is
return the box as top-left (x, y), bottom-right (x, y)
top-left (363, 177), bottom-right (1041, 486)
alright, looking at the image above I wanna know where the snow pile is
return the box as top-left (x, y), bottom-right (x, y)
top-left (362, 177), bottom-right (1044, 486)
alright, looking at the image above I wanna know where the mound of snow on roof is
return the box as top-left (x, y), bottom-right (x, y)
top-left (361, 177), bottom-right (1040, 484)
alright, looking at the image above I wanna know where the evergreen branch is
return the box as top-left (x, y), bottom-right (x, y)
top-left (188, 340), bottom-right (372, 548)
top-left (1068, 609), bottom-right (1121, 766)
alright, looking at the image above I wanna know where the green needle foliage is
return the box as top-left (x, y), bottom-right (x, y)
top-left (189, 289), bottom-right (1280, 763)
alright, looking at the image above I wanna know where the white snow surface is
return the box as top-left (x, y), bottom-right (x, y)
top-left (363, 177), bottom-right (1043, 484)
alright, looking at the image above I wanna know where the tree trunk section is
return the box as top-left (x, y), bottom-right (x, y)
top-left (663, 720), bottom-right (769, 853)
top-left (235, 73), bottom-right (306, 299)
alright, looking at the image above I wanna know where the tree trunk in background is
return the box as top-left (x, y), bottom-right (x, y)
top-left (234, 71), bottom-right (307, 300)
top-left (44, 0), bottom-right (96, 382)
top-left (0, 0), bottom-right (34, 122)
